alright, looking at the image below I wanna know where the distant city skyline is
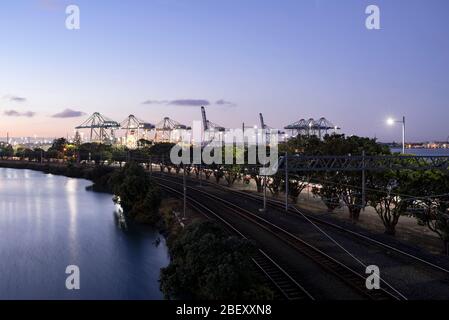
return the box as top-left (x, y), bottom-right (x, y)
top-left (1, 0), bottom-right (449, 141)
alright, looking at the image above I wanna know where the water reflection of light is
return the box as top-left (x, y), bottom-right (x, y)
top-left (34, 196), bottom-right (42, 235)
top-left (66, 179), bottom-right (78, 193)
top-left (66, 179), bottom-right (79, 260)
top-left (114, 203), bottom-right (128, 230)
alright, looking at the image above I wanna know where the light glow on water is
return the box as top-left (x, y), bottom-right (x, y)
top-left (0, 168), bottom-right (169, 300)
top-left (391, 148), bottom-right (449, 156)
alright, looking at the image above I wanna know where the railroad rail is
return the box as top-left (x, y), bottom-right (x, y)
top-left (155, 171), bottom-right (449, 277)
top-left (160, 182), bottom-right (314, 301)
top-left (155, 176), bottom-right (402, 300)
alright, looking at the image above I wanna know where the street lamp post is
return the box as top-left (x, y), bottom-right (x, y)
top-left (387, 116), bottom-right (406, 154)
top-left (402, 116), bottom-right (406, 154)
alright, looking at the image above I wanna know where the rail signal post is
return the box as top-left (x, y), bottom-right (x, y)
top-left (259, 167), bottom-right (268, 213)
top-left (263, 174), bottom-right (267, 212)
top-left (183, 164), bottom-right (187, 220)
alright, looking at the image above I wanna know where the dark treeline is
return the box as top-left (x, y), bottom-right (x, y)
top-left (281, 135), bottom-right (449, 254)
top-left (0, 138), bottom-right (174, 165)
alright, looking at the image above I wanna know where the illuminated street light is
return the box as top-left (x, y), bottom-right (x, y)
top-left (387, 116), bottom-right (406, 154)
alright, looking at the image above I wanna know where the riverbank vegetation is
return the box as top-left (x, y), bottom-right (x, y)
top-left (154, 198), bottom-right (275, 299)
top-left (160, 220), bottom-right (274, 300)
top-left (109, 162), bottom-right (161, 224)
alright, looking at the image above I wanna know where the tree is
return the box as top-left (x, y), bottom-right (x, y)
top-left (86, 165), bottom-right (116, 192)
top-left (367, 170), bottom-right (410, 235)
top-left (14, 147), bottom-right (30, 160)
top-left (248, 169), bottom-right (263, 193)
top-left (111, 163), bottom-right (147, 213)
top-left (310, 135), bottom-right (390, 219)
top-left (0, 143), bottom-right (14, 159)
top-left (149, 143), bottom-right (175, 158)
top-left (65, 144), bottom-right (77, 161)
top-left (224, 164), bottom-right (242, 186)
top-left (132, 185), bottom-right (162, 224)
top-left (32, 148), bottom-right (45, 162)
top-left (267, 175), bottom-right (283, 196)
top-left (223, 146), bottom-right (244, 186)
top-left (137, 138), bottom-right (152, 148)
top-left (280, 134), bottom-right (322, 155)
top-left (109, 162), bottom-right (160, 220)
top-left (74, 131), bottom-right (82, 147)
top-left (160, 221), bottom-right (273, 300)
top-left (45, 149), bottom-right (61, 160)
top-left (45, 138), bottom-right (70, 160)
top-left (283, 176), bottom-right (309, 203)
top-left (406, 170), bottom-right (449, 254)
top-left (78, 143), bottom-right (112, 164)
top-left (50, 138), bottom-right (68, 153)
top-left (312, 178), bottom-right (341, 212)
top-left (111, 146), bottom-right (127, 166)
top-left (338, 175), bottom-right (365, 221)
top-left (130, 147), bottom-right (151, 162)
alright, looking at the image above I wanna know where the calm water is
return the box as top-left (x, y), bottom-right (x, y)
top-left (0, 168), bottom-right (169, 300)
top-left (391, 148), bottom-right (449, 156)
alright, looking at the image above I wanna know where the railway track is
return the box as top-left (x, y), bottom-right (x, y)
top-left (155, 175), bottom-right (402, 300)
top-left (231, 188), bottom-right (449, 274)
top-left (252, 250), bottom-right (314, 300)
top-left (160, 182), bottom-right (315, 301)
top-left (154, 171), bottom-right (449, 277)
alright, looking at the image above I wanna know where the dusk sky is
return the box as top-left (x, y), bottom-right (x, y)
top-left (0, 0), bottom-right (448, 142)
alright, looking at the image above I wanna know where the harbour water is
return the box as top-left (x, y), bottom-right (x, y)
top-left (391, 148), bottom-right (449, 156)
top-left (0, 168), bottom-right (169, 300)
